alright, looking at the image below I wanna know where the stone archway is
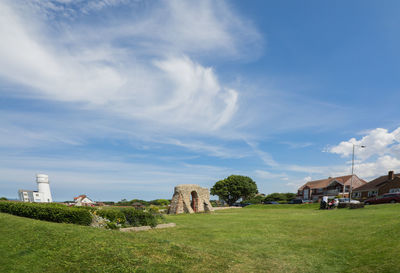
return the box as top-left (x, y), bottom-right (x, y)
top-left (169, 184), bottom-right (214, 214)
top-left (190, 191), bottom-right (199, 212)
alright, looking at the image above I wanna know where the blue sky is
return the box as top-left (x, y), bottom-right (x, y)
top-left (2, 0), bottom-right (400, 201)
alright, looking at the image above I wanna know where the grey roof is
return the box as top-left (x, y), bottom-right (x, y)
top-left (18, 189), bottom-right (35, 193)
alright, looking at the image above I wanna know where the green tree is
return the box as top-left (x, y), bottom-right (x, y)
top-left (284, 193), bottom-right (296, 201)
top-left (0, 197), bottom-right (7, 201)
top-left (242, 195), bottom-right (264, 204)
top-left (211, 175), bottom-right (258, 206)
top-left (264, 192), bottom-right (296, 203)
top-left (149, 199), bottom-right (170, 206)
top-left (264, 193), bottom-right (285, 202)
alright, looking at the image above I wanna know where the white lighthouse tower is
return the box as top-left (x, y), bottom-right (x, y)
top-left (36, 174), bottom-right (52, 203)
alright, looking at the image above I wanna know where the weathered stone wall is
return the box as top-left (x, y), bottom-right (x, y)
top-left (169, 184), bottom-right (214, 214)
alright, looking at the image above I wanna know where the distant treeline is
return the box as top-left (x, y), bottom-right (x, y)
top-left (244, 193), bottom-right (297, 204)
top-left (113, 199), bottom-right (170, 206)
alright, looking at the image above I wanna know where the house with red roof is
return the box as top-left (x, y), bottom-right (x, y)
top-left (297, 175), bottom-right (367, 202)
top-left (74, 194), bottom-right (95, 206)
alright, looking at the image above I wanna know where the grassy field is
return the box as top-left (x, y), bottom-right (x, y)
top-left (1, 204), bottom-right (400, 272)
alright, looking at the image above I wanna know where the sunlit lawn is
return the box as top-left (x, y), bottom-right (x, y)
top-left (1, 204), bottom-right (399, 272)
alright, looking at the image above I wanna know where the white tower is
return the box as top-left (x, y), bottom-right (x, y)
top-left (36, 174), bottom-right (52, 203)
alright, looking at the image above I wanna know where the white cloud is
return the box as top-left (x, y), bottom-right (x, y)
top-left (327, 127), bottom-right (400, 179)
top-left (161, 137), bottom-right (248, 159)
top-left (303, 176), bottom-right (312, 182)
top-left (327, 128), bottom-right (400, 160)
top-left (0, 0), bottom-right (260, 136)
top-left (352, 155), bottom-right (400, 179)
top-left (284, 176), bottom-right (312, 191)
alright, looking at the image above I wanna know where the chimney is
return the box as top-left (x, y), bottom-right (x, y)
top-left (388, 171), bottom-right (394, 180)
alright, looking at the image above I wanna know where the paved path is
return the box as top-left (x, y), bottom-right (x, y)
top-left (120, 222), bottom-right (176, 232)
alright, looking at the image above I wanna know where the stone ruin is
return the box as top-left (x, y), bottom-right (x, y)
top-left (168, 184), bottom-right (214, 214)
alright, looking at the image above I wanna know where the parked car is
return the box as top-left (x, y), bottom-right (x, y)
top-left (289, 199), bottom-right (303, 204)
top-left (338, 198), bottom-right (360, 204)
top-left (364, 193), bottom-right (400, 205)
top-left (264, 201), bottom-right (279, 204)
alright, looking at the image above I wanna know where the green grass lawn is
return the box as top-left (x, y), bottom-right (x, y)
top-left (1, 204), bottom-right (400, 272)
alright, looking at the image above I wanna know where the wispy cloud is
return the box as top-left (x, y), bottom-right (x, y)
top-left (0, 154), bottom-right (231, 201)
top-left (0, 0), bottom-right (261, 136)
top-left (280, 141), bottom-right (313, 149)
top-left (254, 170), bottom-right (288, 180)
top-left (245, 140), bottom-right (278, 167)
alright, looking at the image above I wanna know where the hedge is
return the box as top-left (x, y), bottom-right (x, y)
top-left (97, 207), bottom-right (161, 227)
top-left (337, 203), bottom-right (364, 209)
top-left (0, 201), bottom-right (92, 225)
top-left (96, 208), bottom-right (126, 224)
top-left (349, 203), bottom-right (364, 209)
top-left (121, 208), bottom-right (159, 227)
top-left (337, 203), bottom-right (350, 209)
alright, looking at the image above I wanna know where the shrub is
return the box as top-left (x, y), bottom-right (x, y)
top-left (75, 206), bottom-right (97, 212)
top-left (0, 201), bottom-right (92, 225)
top-left (96, 208), bottom-right (126, 224)
top-left (106, 222), bottom-right (119, 229)
top-left (349, 203), bottom-right (364, 209)
top-left (338, 203), bottom-right (350, 209)
top-left (121, 208), bottom-right (159, 227)
top-left (96, 207), bottom-right (162, 227)
top-left (148, 206), bottom-right (160, 214)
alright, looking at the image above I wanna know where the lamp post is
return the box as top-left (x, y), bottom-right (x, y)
top-left (349, 144), bottom-right (366, 201)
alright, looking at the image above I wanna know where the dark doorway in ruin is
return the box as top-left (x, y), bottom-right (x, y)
top-left (190, 191), bottom-right (199, 212)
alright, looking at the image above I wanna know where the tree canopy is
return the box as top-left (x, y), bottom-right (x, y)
top-left (149, 199), bottom-right (170, 206)
top-left (264, 192), bottom-right (296, 203)
top-left (210, 175), bottom-right (258, 206)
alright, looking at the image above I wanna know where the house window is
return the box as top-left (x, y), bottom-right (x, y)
top-left (317, 188), bottom-right (323, 193)
top-left (368, 191), bottom-right (377, 197)
top-left (389, 188), bottom-right (400, 193)
top-left (352, 192), bottom-right (361, 198)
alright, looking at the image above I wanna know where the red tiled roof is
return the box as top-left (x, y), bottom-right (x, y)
top-left (74, 194), bottom-right (87, 200)
top-left (298, 175), bottom-right (366, 190)
top-left (353, 173), bottom-right (400, 192)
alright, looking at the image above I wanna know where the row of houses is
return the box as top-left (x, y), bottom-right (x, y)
top-left (297, 171), bottom-right (400, 201)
